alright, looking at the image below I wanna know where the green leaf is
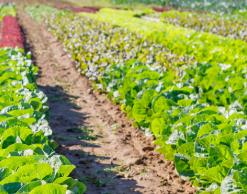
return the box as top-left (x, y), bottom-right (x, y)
top-left (152, 95), bottom-right (169, 113)
top-left (150, 118), bottom-right (166, 137)
top-left (57, 165), bottom-right (75, 177)
top-left (175, 154), bottom-right (194, 177)
top-left (29, 183), bottom-right (67, 194)
top-left (0, 156), bottom-right (44, 170)
top-left (17, 181), bottom-right (43, 193)
top-left (0, 163), bottom-right (53, 184)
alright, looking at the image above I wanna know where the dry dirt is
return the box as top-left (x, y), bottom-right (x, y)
top-left (17, 11), bottom-right (196, 194)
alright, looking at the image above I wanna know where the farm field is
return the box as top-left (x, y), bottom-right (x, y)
top-left (0, 0), bottom-right (247, 193)
top-left (0, 3), bottom-right (86, 193)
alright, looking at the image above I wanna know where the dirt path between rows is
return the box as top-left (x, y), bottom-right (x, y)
top-left (17, 11), bottom-right (196, 194)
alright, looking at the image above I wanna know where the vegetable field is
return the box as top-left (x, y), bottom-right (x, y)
top-left (1, 0), bottom-right (247, 193)
top-left (0, 3), bottom-right (85, 194)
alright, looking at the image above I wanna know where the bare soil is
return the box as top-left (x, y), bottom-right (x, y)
top-left (18, 11), bottom-right (196, 194)
top-left (54, 2), bottom-right (100, 13)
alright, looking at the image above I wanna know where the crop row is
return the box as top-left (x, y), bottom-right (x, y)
top-left (27, 6), bottom-right (247, 193)
top-left (26, 5), bottom-right (60, 22)
top-left (0, 5), bottom-right (86, 194)
top-left (45, 11), bottom-right (246, 111)
top-left (84, 9), bottom-right (247, 68)
top-left (0, 48), bottom-right (86, 194)
top-left (0, 16), bottom-right (24, 48)
top-left (0, 3), bottom-right (15, 20)
top-left (39, 8), bottom-right (194, 79)
top-left (158, 10), bottom-right (247, 42)
top-left (111, 0), bottom-right (247, 14)
top-left (163, 0), bottom-right (247, 14)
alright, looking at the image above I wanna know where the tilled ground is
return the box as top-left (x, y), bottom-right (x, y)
top-left (17, 11), bottom-right (196, 194)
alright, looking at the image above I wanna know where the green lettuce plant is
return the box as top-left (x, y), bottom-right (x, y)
top-left (0, 48), bottom-right (86, 193)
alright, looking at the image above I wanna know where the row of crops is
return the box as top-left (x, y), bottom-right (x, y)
top-left (26, 4), bottom-right (247, 193)
top-left (111, 0), bottom-right (247, 14)
top-left (0, 4), bottom-right (86, 193)
top-left (158, 10), bottom-right (247, 41)
top-left (85, 8), bottom-right (247, 67)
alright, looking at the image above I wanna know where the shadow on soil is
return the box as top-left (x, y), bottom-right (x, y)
top-left (39, 84), bottom-right (142, 194)
top-left (20, 19), bottom-right (142, 194)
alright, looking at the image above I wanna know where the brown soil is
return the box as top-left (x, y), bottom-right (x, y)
top-left (152, 6), bottom-right (171, 12)
top-left (17, 11), bottom-right (196, 194)
top-left (54, 3), bottom-right (100, 13)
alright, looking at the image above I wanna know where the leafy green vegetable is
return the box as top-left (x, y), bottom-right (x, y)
top-left (26, 4), bottom-right (247, 193)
